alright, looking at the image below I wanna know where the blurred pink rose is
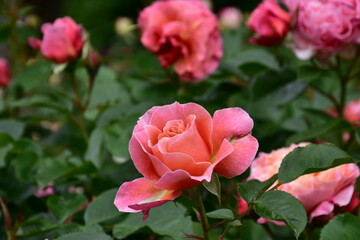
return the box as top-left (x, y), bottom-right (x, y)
top-left (35, 186), bottom-right (55, 198)
top-left (344, 99), bottom-right (360, 127)
top-left (247, 0), bottom-right (291, 46)
top-left (219, 7), bottom-right (242, 29)
top-left (114, 102), bottom-right (258, 219)
top-left (0, 58), bottom-right (11, 88)
top-left (138, 0), bottom-right (222, 82)
top-left (29, 17), bottom-right (84, 63)
top-left (249, 143), bottom-right (360, 221)
top-left (289, 0), bottom-right (360, 55)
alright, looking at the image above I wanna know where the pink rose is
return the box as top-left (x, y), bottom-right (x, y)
top-left (249, 143), bottom-right (360, 221)
top-left (138, 0), bottom-right (223, 82)
top-left (114, 102), bottom-right (258, 219)
top-left (29, 17), bottom-right (84, 63)
top-left (247, 0), bottom-right (291, 46)
top-left (290, 0), bottom-right (360, 54)
top-left (0, 58), bottom-right (11, 88)
top-left (219, 7), bottom-right (242, 29)
top-left (344, 99), bottom-right (360, 127)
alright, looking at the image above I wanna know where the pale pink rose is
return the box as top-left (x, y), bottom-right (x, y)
top-left (249, 143), bottom-right (360, 222)
top-left (138, 0), bottom-right (223, 82)
top-left (29, 17), bottom-right (84, 63)
top-left (114, 102), bottom-right (258, 219)
top-left (344, 99), bottom-right (360, 126)
top-left (0, 58), bottom-right (11, 88)
top-left (289, 0), bottom-right (360, 54)
top-left (247, 0), bottom-right (291, 46)
top-left (219, 7), bottom-right (242, 29)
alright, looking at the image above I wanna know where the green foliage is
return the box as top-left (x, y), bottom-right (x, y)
top-left (47, 194), bottom-right (87, 223)
top-left (206, 209), bottom-right (234, 220)
top-left (320, 213), bottom-right (360, 240)
top-left (253, 191), bottom-right (307, 239)
top-left (238, 175), bottom-right (278, 203)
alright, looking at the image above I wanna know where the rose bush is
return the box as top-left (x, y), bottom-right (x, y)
top-left (0, 58), bottom-right (11, 88)
top-left (249, 143), bottom-right (360, 221)
top-left (138, 0), bottom-right (222, 82)
top-left (247, 0), bottom-right (291, 46)
top-left (29, 16), bottom-right (84, 63)
top-left (114, 102), bottom-right (258, 219)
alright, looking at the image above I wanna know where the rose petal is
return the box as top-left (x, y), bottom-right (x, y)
top-left (310, 201), bottom-right (334, 221)
top-left (215, 135), bottom-right (258, 178)
top-left (114, 178), bottom-right (181, 220)
top-left (332, 185), bottom-right (355, 207)
top-left (212, 108), bottom-right (254, 151)
top-left (155, 170), bottom-right (202, 190)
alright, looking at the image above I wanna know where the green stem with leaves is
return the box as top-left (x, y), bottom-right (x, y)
top-left (195, 189), bottom-right (210, 240)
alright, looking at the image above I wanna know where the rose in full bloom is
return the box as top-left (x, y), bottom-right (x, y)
top-left (138, 0), bottom-right (223, 82)
top-left (29, 17), bottom-right (84, 63)
top-left (249, 143), bottom-right (360, 221)
top-left (247, 0), bottom-right (291, 46)
top-left (219, 7), bottom-right (242, 29)
top-left (0, 58), bottom-right (11, 88)
top-left (286, 0), bottom-right (360, 56)
top-left (344, 99), bottom-right (360, 127)
top-left (114, 102), bottom-right (258, 219)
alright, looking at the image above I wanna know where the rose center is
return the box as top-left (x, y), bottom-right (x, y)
top-left (158, 119), bottom-right (189, 140)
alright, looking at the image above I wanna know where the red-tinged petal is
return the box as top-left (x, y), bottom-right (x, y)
top-left (215, 135), bottom-right (258, 178)
top-left (310, 201), bottom-right (334, 221)
top-left (28, 37), bottom-right (42, 49)
top-left (332, 185), bottom-right (354, 207)
top-left (212, 108), bottom-right (254, 151)
top-left (155, 170), bottom-right (202, 190)
top-left (114, 178), bottom-right (181, 220)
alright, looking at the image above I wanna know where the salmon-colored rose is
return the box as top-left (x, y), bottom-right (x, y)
top-left (344, 99), bottom-right (360, 127)
top-left (249, 143), bottom-right (360, 221)
top-left (288, 0), bottom-right (360, 56)
top-left (247, 0), bottom-right (291, 46)
top-left (29, 17), bottom-right (84, 63)
top-left (114, 102), bottom-right (258, 219)
top-left (0, 58), bottom-right (11, 88)
top-left (138, 0), bottom-right (223, 82)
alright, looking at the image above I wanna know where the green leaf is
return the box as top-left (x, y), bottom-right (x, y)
top-left (113, 202), bottom-right (193, 239)
top-left (88, 66), bottom-right (129, 108)
top-left (0, 119), bottom-right (25, 140)
top-left (47, 194), bottom-right (87, 223)
top-left (286, 120), bottom-right (348, 145)
top-left (56, 232), bottom-right (112, 240)
top-left (84, 188), bottom-right (122, 225)
top-left (206, 209), bottom-right (234, 220)
top-left (356, 129), bottom-right (360, 145)
top-left (15, 60), bottom-right (52, 91)
top-left (0, 143), bottom-right (13, 168)
top-left (254, 190), bottom-right (307, 239)
top-left (85, 128), bottom-right (104, 168)
top-left (238, 175), bottom-right (278, 203)
top-left (13, 151), bottom-right (39, 182)
top-left (232, 49), bottom-right (280, 71)
top-left (320, 213), bottom-right (360, 240)
top-left (278, 144), bottom-right (353, 184)
top-left (202, 173), bottom-right (221, 204)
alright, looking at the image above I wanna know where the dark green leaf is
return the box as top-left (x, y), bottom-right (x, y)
top-left (84, 188), bottom-right (122, 225)
top-left (15, 60), bottom-right (52, 91)
top-left (13, 151), bottom-right (39, 182)
top-left (0, 144), bottom-right (12, 168)
top-left (238, 175), bottom-right (278, 203)
top-left (47, 194), bottom-right (87, 223)
top-left (254, 190), bottom-right (307, 239)
top-left (278, 144), bottom-right (353, 184)
top-left (0, 119), bottom-right (25, 140)
top-left (206, 209), bottom-right (234, 220)
top-left (56, 232), bottom-right (112, 240)
top-left (232, 49), bottom-right (280, 71)
top-left (113, 202), bottom-right (193, 239)
top-left (85, 128), bottom-right (104, 168)
top-left (356, 129), bottom-right (360, 145)
top-left (286, 120), bottom-right (347, 145)
top-left (202, 173), bottom-right (221, 204)
top-left (320, 213), bottom-right (360, 240)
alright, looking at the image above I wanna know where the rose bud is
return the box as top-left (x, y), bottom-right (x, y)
top-left (114, 102), bottom-right (258, 220)
top-left (219, 7), bottom-right (242, 30)
top-left (247, 0), bottom-right (291, 46)
top-left (0, 58), bottom-right (11, 88)
top-left (249, 143), bottom-right (360, 223)
top-left (138, 0), bottom-right (223, 82)
top-left (344, 99), bottom-right (360, 127)
top-left (29, 16), bottom-right (84, 63)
